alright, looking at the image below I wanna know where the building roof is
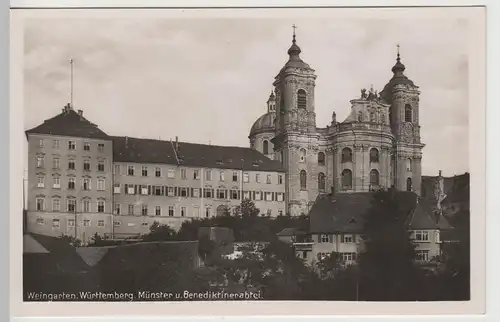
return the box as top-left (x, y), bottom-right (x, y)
top-left (111, 136), bottom-right (285, 172)
top-left (421, 173), bottom-right (470, 204)
top-left (25, 104), bottom-right (110, 140)
top-left (23, 234), bottom-right (49, 254)
top-left (249, 111), bottom-right (276, 137)
top-left (309, 191), bottom-right (451, 234)
top-left (276, 227), bottom-right (306, 237)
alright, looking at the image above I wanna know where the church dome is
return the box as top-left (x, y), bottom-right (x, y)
top-left (249, 111), bottom-right (276, 138)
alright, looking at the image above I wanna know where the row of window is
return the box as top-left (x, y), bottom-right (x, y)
top-left (317, 231), bottom-right (437, 244)
top-left (316, 252), bottom-right (357, 262)
top-left (38, 139), bottom-right (105, 152)
top-left (36, 155), bottom-right (106, 172)
top-left (36, 197), bottom-right (106, 213)
top-left (299, 169), bottom-right (380, 191)
top-left (115, 165), bottom-right (284, 185)
top-left (319, 234), bottom-right (357, 244)
top-left (35, 217), bottom-right (106, 228)
top-left (115, 183), bottom-right (285, 202)
top-left (295, 148), bottom-right (382, 165)
top-left (36, 175), bottom-right (106, 191)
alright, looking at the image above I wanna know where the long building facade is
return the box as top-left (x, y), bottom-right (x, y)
top-left (249, 33), bottom-right (425, 216)
top-left (25, 105), bottom-right (286, 242)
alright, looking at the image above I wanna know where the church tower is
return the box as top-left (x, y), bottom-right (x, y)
top-left (380, 47), bottom-right (425, 195)
top-left (272, 26), bottom-right (319, 216)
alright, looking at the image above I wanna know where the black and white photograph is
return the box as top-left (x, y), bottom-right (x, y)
top-left (11, 5), bottom-right (486, 316)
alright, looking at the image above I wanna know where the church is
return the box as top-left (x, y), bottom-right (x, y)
top-left (249, 29), bottom-right (425, 217)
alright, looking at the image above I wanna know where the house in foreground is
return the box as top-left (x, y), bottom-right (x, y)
top-left (292, 185), bottom-right (453, 268)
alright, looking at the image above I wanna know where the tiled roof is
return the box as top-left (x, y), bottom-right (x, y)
top-left (25, 106), bottom-right (110, 140)
top-left (111, 136), bottom-right (285, 172)
top-left (309, 191), bottom-right (450, 234)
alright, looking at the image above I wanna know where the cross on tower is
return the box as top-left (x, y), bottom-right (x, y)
top-left (292, 24), bottom-right (297, 36)
top-left (396, 43), bottom-right (400, 59)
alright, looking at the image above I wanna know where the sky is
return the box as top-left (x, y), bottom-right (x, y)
top-left (23, 13), bottom-right (469, 177)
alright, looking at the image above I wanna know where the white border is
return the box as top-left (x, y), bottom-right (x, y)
top-left (8, 3), bottom-right (490, 321)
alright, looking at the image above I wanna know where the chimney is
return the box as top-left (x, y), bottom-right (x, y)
top-left (77, 109), bottom-right (83, 117)
top-left (125, 136), bottom-right (128, 148)
top-left (175, 136), bottom-right (179, 152)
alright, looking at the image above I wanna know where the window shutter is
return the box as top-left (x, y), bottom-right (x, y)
top-left (190, 188), bottom-right (194, 197)
top-left (124, 184), bottom-right (128, 194)
top-left (328, 235), bottom-right (333, 243)
top-left (212, 189), bottom-right (215, 198)
top-left (148, 185), bottom-right (152, 195)
top-left (134, 184), bottom-right (138, 195)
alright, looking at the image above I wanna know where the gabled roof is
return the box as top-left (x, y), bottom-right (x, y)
top-left (309, 191), bottom-right (451, 234)
top-left (405, 200), bottom-right (452, 230)
top-left (25, 105), bottom-right (109, 140)
top-left (111, 136), bottom-right (285, 172)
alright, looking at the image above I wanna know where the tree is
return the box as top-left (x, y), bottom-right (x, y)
top-left (235, 199), bottom-right (260, 218)
top-left (315, 252), bottom-right (344, 279)
top-left (357, 190), bottom-right (424, 301)
top-left (141, 221), bottom-right (178, 241)
top-left (436, 208), bottom-right (470, 300)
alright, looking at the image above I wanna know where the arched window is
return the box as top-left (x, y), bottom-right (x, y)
top-left (263, 140), bottom-right (269, 155)
top-left (381, 113), bottom-right (386, 124)
top-left (318, 172), bottom-right (326, 192)
top-left (370, 169), bottom-right (379, 188)
top-left (406, 158), bottom-right (412, 171)
top-left (341, 147), bottom-right (353, 163)
top-left (300, 170), bottom-right (307, 190)
top-left (370, 148), bottom-right (379, 163)
top-left (299, 148), bottom-right (306, 163)
top-left (318, 152), bottom-right (325, 165)
top-left (280, 150), bottom-right (284, 164)
top-left (406, 177), bottom-right (412, 192)
top-left (405, 104), bottom-right (412, 122)
top-left (357, 111), bottom-right (363, 122)
top-left (341, 169), bottom-right (352, 190)
top-left (297, 89), bottom-right (307, 109)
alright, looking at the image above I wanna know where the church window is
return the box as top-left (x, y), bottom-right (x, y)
top-left (406, 177), bottom-right (413, 192)
top-left (341, 147), bottom-right (352, 163)
top-left (263, 140), bottom-right (269, 155)
top-left (318, 152), bottom-right (325, 165)
top-left (369, 148), bottom-right (379, 163)
top-left (297, 89), bottom-right (307, 109)
top-left (299, 148), bottom-right (306, 163)
top-left (341, 169), bottom-right (352, 190)
top-left (405, 104), bottom-right (413, 122)
top-left (406, 158), bottom-right (412, 171)
top-left (369, 169), bottom-right (379, 188)
top-left (300, 170), bottom-right (307, 190)
top-left (318, 172), bottom-right (326, 192)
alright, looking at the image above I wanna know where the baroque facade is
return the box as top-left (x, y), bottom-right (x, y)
top-left (249, 32), bottom-right (425, 216)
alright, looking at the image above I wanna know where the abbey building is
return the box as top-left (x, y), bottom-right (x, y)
top-left (249, 33), bottom-right (425, 216)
